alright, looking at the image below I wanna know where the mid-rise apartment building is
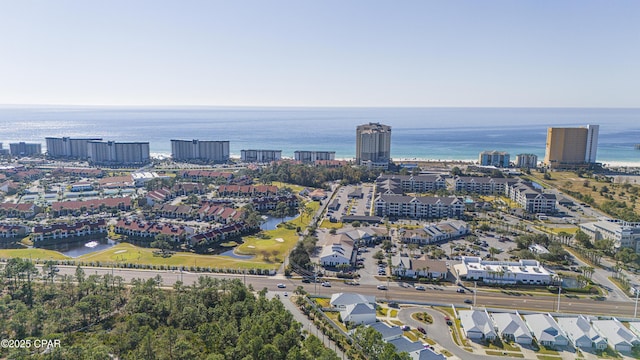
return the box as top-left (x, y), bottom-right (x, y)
top-left (478, 150), bottom-right (510, 167)
top-left (240, 149), bottom-right (282, 163)
top-left (580, 220), bottom-right (640, 253)
top-left (294, 150), bottom-right (335, 163)
top-left (9, 142), bottom-right (41, 156)
top-left (515, 153), bottom-right (538, 168)
top-left (45, 137), bottom-right (103, 160)
top-left (356, 122), bottom-right (391, 169)
top-left (171, 139), bottom-right (230, 163)
top-left (87, 141), bottom-right (150, 166)
top-left (376, 174), bottom-right (447, 194)
top-left (374, 195), bottom-right (465, 219)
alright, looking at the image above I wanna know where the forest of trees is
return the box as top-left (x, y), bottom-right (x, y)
top-left (1, 261), bottom-right (338, 360)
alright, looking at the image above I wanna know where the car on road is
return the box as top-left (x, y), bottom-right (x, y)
top-left (283, 292), bottom-right (288, 297)
top-left (277, 283), bottom-right (286, 288)
top-left (464, 299), bottom-right (473, 304)
top-left (321, 282), bottom-right (331, 287)
top-left (301, 278), bottom-right (311, 283)
top-left (377, 285), bottom-right (388, 290)
top-left (417, 327), bottom-right (426, 334)
top-left (456, 288), bottom-right (465, 293)
top-left (415, 285), bottom-right (425, 291)
top-left (444, 316), bottom-right (453, 326)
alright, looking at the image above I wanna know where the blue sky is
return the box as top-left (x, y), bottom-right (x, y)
top-left (1, 0), bottom-right (638, 107)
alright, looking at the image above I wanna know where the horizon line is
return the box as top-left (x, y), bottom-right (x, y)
top-left (1, 103), bottom-right (639, 110)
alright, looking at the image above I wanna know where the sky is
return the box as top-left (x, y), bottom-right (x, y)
top-left (1, 0), bottom-right (639, 107)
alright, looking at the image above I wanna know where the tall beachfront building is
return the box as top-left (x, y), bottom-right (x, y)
top-left (9, 142), bottom-right (41, 156)
top-left (45, 137), bottom-right (103, 160)
top-left (544, 125), bottom-right (599, 169)
top-left (478, 150), bottom-right (510, 167)
top-left (87, 141), bottom-right (150, 166)
top-left (240, 149), bottom-right (282, 163)
top-left (515, 153), bottom-right (538, 168)
top-left (294, 150), bottom-right (336, 163)
top-left (356, 122), bottom-right (391, 169)
top-left (171, 139), bottom-right (230, 163)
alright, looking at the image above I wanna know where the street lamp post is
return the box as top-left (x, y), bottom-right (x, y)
top-left (634, 287), bottom-right (639, 318)
top-left (556, 276), bottom-right (562, 313)
top-left (473, 281), bottom-right (477, 306)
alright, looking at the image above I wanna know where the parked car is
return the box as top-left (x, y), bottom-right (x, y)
top-left (301, 278), bottom-right (311, 283)
top-left (277, 283), bottom-right (286, 288)
top-left (401, 325), bottom-right (410, 331)
top-left (417, 327), bottom-right (426, 334)
top-left (283, 292), bottom-right (288, 297)
top-left (444, 316), bottom-right (453, 326)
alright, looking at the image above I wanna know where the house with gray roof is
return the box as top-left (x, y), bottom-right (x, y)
top-left (369, 322), bottom-right (403, 341)
top-left (557, 315), bottom-right (607, 350)
top-left (412, 348), bottom-right (446, 360)
top-left (340, 302), bottom-right (376, 325)
top-left (388, 336), bottom-right (425, 355)
top-left (491, 311), bottom-right (533, 344)
top-left (330, 292), bottom-right (376, 309)
top-left (459, 309), bottom-right (497, 341)
top-left (523, 313), bottom-right (568, 347)
top-left (592, 319), bottom-right (640, 352)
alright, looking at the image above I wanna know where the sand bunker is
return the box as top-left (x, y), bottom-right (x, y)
top-left (275, 238), bottom-right (284, 243)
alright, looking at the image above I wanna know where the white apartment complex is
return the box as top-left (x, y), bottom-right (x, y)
top-left (294, 150), bottom-right (335, 163)
top-left (240, 149), bottom-right (282, 163)
top-left (87, 141), bottom-right (150, 166)
top-left (171, 139), bottom-right (230, 163)
top-left (374, 195), bottom-right (465, 219)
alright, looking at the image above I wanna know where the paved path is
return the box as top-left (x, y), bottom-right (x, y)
top-left (268, 291), bottom-right (346, 359)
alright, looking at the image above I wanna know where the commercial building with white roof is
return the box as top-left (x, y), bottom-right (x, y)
top-left (454, 256), bottom-right (553, 285)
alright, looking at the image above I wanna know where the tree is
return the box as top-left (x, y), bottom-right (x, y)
top-left (574, 229), bottom-right (592, 248)
top-left (488, 247), bottom-right (500, 261)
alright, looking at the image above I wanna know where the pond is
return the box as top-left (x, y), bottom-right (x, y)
top-left (219, 249), bottom-right (254, 259)
top-left (531, 181), bottom-right (543, 190)
top-left (260, 215), bottom-right (299, 230)
top-left (58, 239), bottom-right (117, 258)
top-left (562, 277), bottom-right (582, 289)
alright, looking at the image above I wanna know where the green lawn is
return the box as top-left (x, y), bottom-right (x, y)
top-left (77, 243), bottom-right (277, 270)
top-left (0, 248), bottom-right (70, 261)
top-left (270, 181), bottom-right (307, 194)
top-left (486, 350), bottom-right (524, 358)
top-left (537, 356), bottom-right (561, 360)
top-left (324, 311), bottom-right (348, 332)
top-left (319, 220), bottom-right (344, 229)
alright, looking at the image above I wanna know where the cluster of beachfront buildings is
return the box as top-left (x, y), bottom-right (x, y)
top-left (2, 136), bottom-right (339, 166)
top-left (459, 308), bottom-right (640, 353)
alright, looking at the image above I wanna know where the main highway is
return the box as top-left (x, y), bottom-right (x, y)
top-left (51, 264), bottom-right (640, 319)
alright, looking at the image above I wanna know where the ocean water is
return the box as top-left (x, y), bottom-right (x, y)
top-left (0, 106), bottom-right (639, 166)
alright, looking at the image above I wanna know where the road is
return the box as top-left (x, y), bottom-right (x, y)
top-left (50, 265), bottom-right (640, 318)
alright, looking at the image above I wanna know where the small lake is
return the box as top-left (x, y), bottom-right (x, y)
top-left (260, 215), bottom-right (299, 230)
top-left (59, 239), bottom-right (117, 258)
top-left (219, 249), bottom-right (254, 259)
top-left (531, 181), bottom-right (543, 190)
